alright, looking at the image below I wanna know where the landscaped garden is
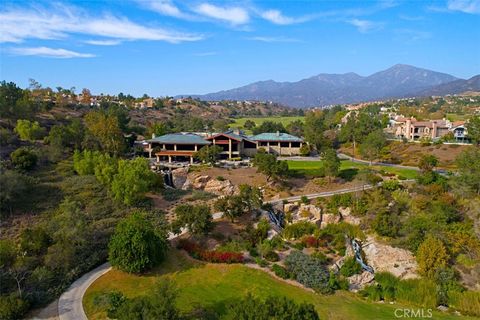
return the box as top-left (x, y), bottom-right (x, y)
top-left (84, 250), bottom-right (469, 320)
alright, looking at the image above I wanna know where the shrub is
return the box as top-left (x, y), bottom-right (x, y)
top-left (284, 251), bottom-right (330, 292)
top-left (396, 278), bottom-right (437, 308)
top-left (0, 294), bottom-right (29, 320)
top-left (10, 147), bottom-right (37, 171)
top-left (361, 284), bottom-right (383, 301)
top-left (14, 119), bottom-right (46, 141)
top-left (448, 290), bottom-right (480, 317)
top-left (264, 250), bottom-right (279, 262)
top-left (108, 213), bottom-right (167, 273)
top-left (301, 235), bottom-right (318, 248)
top-left (382, 180), bottom-right (400, 191)
top-left (416, 235), bottom-right (449, 279)
top-left (216, 176), bottom-right (225, 181)
top-left (177, 239), bottom-right (243, 263)
top-left (339, 257), bottom-right (362, 277)
top-left (255, 257), bottom-right (269, 267)
top-left (271, 264), bottom-right (290, 279)
top-left (300, 195), bottom-right (310, 204)
top-left (311, 251), bottom-right (330, 264)
top-left (282, 221), bottom-right (318, 239)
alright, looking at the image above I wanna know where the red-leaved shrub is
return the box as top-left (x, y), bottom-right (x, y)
top-left (302, 235), bottom-right (319, 248)
top-left (177, 239), bottom-right (243, 263)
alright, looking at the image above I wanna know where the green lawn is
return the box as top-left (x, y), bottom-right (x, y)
top-left (230, 116), bottom-right (304, 134)
top-left (287, 160), bottom-right (419, 180)
top-left (84, 250), bottom-right (466, 320)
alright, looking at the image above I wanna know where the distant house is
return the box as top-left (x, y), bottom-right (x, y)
top-left (390, 116), bottom-right (467, 141)
top-left (142, 129), bottom-right (304, 163)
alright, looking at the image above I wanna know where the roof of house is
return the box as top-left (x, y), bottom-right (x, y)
top-left (206, 129), bottom-right (251, 142)
top-left (147, 133), bottom-right (211, 145)
top-left (249, 132), bottom-right (303, 142)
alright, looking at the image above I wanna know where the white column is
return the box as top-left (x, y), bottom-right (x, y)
top-left (289, 142), bottom-right (292, 156)
top-left (228, 139), bottom-right (232, 159)
top-left (168, 156), bottom-right (172, 163)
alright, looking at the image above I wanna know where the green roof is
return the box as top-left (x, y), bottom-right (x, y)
top-left (147, 133), bottom-right (211, 145)
top-left (249, 132), bottom-right (303, 142)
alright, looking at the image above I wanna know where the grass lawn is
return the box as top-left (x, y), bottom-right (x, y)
top-left (84, 250), bottom-right (467, 320)
top-left (287, 160), bottom-right (418, 180)
top-left (230, 116), bottom-right (304, 134)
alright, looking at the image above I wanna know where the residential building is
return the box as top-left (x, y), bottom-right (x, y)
top-left (389, 116), bottom-right (467, 141)
top-left (142, 129), bottom-right (304, 163)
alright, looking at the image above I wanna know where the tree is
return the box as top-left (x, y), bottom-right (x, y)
top-left (304, 111), bottom-right (329, 153)
top-left (108, 213), bottom-right (168, 273)
top-left (84, 111), bottom-right (125, 155)
top-left (243, 119), bottom-right (256, 130)
top-left (252, 121), bottom-right (287, 135)
top-left (239, 184), bottom-right (263, 212)
top-left (194, 145), bottom-right (223, 165)
top-left (14, 119), bottom-right (46, 141)
top-left (451, 147), bottom-right (480, 195)
top-left (47, 119), bottom-right (84, 151)
top-left (0, 81), bottom-right (26, 119)
top-left (0, 169), bottom-right (35, 216)
top-left (359, 130), bottom-right (386, 163)
top-left (416, 235), bottom-right (449, 279)
top-left (214, 195), bottom-right (246, 222)
top-left (286, 119), bottom-right (304, 137)
top-left (252, 149), bottom-right (288, 181)
top-left (10, 147), bottom-right (37, 171)
top-left (340, 111), bottom-right (383, 158)
top-left (173, 204), bottom-right (213, 236)
top-left (323, 148), bottom-right (340, 181)
top-left (227, 293), bottom-right (319, 320)
top-left (111, 158), bottom-right (162, 205)
top-left (212, 119), bottom-right (230, 132)
top-left (146, 122), bottom-right (170, 138)
top-left (466, 115), bottom-right (480, 144)
top-left (419, 154), bottom-right (438, 172)
top-left (299, 144), bottom-right (311, 156)
top-left (80, 88), bottom-right (92, 105)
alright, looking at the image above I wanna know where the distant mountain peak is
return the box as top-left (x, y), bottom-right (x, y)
top-left (188, 64), bottom-right (463, 108)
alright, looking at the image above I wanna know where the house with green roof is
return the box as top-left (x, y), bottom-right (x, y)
top-left (143, 130), bottom-right (304, 163)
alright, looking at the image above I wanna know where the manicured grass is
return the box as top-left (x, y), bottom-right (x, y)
top-left (84, 250), bottom-right (466, 320)
top-left (287, 160), bottom-right (418, 180)
top-left (230, 116), bottom-right (304, 134)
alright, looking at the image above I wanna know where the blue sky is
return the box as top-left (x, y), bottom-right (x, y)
top-left (1, 0), bottom-right (479, 96)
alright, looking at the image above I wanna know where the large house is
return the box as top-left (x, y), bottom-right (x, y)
top-left (143, 129), bottom-right (304, 163)
top-left (389, 116), bottom-right (468, 141)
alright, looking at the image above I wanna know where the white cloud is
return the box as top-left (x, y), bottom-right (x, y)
top-left (84, 39), bottom-right (122, 46)
top-left (259, 9), bottom-right (309, 25)
top-left (246, 36), bottom-right (300, 43)
top-left (395, 29), bottom-right (431, 42)
top-left (192, 51), bottom-right (218, 56)
top-left (447, 0), bottom-right (480, 14)
top-left (194, 3), bottom-right (249, 25)
top-left (10, 46), bottom-right (95, 58)
top-left (139, 0), bottom-right (193, 19)
top-left (0, 4), bottom-right (203, 44)
top-left (348, 19), bottom-right (382, 33)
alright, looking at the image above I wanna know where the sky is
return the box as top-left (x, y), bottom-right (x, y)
top-left (0, 0), bottom-right (479, 97)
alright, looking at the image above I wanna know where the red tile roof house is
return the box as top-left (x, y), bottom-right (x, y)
top-left (391, 116), bottom-right (466, 141)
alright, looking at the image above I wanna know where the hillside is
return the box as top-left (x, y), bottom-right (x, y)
top-left (188, 64), bottom-right (459, 108)
top-left (414, 75), bottom-right (480, 97)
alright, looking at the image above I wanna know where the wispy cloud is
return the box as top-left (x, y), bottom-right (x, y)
top-left (194, 3), bottom-right (249, 25)
top-left (138, 0), bottom-right (193, 19)
top-left (9, 46), bottom-right (95, 58)
top-left (348, 19), bottom-right (383, 33)
top-left (192, 51), bottom-right (218, 56)
top-left (246, 36), bottom-right (300, 43)
top-left (399, 14), bottom-right (424, 21)
top-left (84, 39), bottom-right (122, 46)
top-left (0, 3), bottom-right (203, 44)
top-left (447, 0), bottom-right (480, 14)
top-left (259, 9), bottom-right (310, 25)
top-left (395, 29), bottom-right (431, 42)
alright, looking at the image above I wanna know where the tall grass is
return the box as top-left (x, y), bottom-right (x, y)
top-left (396, 278), bottom-right (437, 308)
top-left (448, 290), bottom-right (480, 317)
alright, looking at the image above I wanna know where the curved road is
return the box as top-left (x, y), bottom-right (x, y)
top-left (57, 181), bottom-right (410, 320)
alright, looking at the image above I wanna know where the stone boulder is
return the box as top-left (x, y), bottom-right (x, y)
top-left (296, 204), bottom-right (322, 221)
top-left (362, 236), bottom-right (418, 279)
top-left (320, 213), bottom-right (340, 228)
top-left (171, 167), bottom-right (189, 189)
top-left (348, 271), bottom-right (375, 291)
top-left (191, 175), bottom-right (211, 189)
top-left (284, 203), bottom-right (298, 213)
top-left (339, 207), bottom-right (361, 225)
top-left (204, 179), bottom-right (238, 196)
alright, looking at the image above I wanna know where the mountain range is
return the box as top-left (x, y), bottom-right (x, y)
top-left (186, 64), bottom-right (480, 108)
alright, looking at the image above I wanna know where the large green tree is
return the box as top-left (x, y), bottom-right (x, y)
top-left (84, 111), bottom-right (126, 155)
top-left (173, 204), bottom-right (213, 236)
top-left (108, 213), bottom-right (167, 273)
top-left (323, 148), bottom-right (340, 181)
top-left (252, 149), bottom-right (289, 181)
top-left (416, 235), bottom-right (449, 279)
top-left (359, 130), bottom-right (387, 163)
top-left (466, 115), bottom-right (480, 144)
top-left (194, 145), bottom-right (223, 165)
top-left (451, 147), bottom-right (480, 196)
top-left (10, 147), bottom-right (38, 171)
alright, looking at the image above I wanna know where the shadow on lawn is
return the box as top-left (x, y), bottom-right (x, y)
top-left (338, 168), bottom-right (358, 181)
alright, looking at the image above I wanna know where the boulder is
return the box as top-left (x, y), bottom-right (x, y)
top-left (171, 167), bottom-right (189, 189)
top-left (204, 178), bottom-right (238, 195)
top-left (339, 207), bottom-right (361, 225)
top-left (348, 271), bottom-right (375, 291)
top-left (297, 204), bottom-right (322, 221)
top-left (320, 213), bottom-right (340, 228)
top-left (284, 203), bottom-right (298, 213)
top-left (191, 175), bottom-right (211, 189)
top-left (362, 236), bottom-right (418, 279)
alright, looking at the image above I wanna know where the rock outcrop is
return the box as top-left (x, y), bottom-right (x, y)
top-left (171, 167), bottom-right (189, 189)
top-left (348, 271), bottom-right (375, 291)
top-left (362, 236), bottom-right (418, 279)
top-left (184, 173), bottom-right (238, 195)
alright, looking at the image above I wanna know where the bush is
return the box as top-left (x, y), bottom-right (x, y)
top-left (177, 239), bottom-right (244, 264)
top-left (300, 195), bottom-right (310, 204)
top-left (284, 251), bottom-right (330, 292)
top-left (216, 175), bottom-right (225, 181)
top-left (0, 294), bottom-right (29, 320)
top-left (382, 180), bottom-right (400, 191)
top-left (255, 257), bottom-right (269, 267)
top-left (396, 278), bottom-right (437, 308)
top-left (108, 213), bottom-right (168, 273)
top-left (301, 235), bottom-right (319, 248)
top-left (10, 147), bottom-right (37, 171)
top-left (311, 251), bottom-right (330, 264)
top-left (282, 221), bottom-right (318, 240)
top-left (14, 119), bottom-right (46, 141)
top-left (339, 257), bottom-right (362, 277)
top-left (271, 264), bottom-right (290, 279)
top-left (416, 235), bottom-right (449, 279)
top-left (448, 290), bottom-right (480, 317)
top-left (264, 250), bottom-right (279, 262)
